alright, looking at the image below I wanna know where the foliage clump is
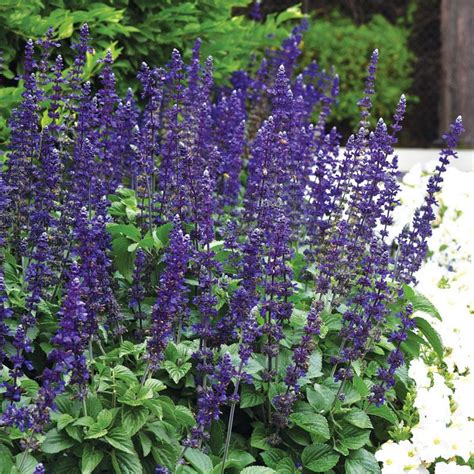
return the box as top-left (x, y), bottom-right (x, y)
top-left (0, 21), bottom-right (463, 474)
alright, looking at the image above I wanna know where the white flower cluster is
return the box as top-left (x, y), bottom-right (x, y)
top-left (377, 163), bottom-right (474, 473)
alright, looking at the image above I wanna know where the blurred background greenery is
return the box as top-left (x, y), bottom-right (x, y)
top-left (0, 0), bottom-right (444, 146)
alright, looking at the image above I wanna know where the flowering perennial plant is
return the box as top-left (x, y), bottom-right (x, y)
top-left (0, 23), bottom-right (465, 474)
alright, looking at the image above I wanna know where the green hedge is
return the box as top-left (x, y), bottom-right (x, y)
top-left (301, 12), bottom-right (415, 127)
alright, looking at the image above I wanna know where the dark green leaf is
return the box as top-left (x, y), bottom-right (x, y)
top-left (289, 412), bottom-right (330, 441)
top-left (366, 405), bottom-right (398, 425)
top-left (111, 450), bottom-right (142, 474)
top-left (343, 409), bottom-right (373, 429)
top-left (414, 316), bottom-right (444, 359)
top-left (302, 444), bottom-right (340, 473)
top-left (184, 448), bottom-right (213, 474)
top-left (345, 448), bottom-right (381, 474)
top-left (338, 424), bottom-right (371, 451)
top-left (306, 385), bottom-right (335, 413)
top-left (14, 452), bottom-right (38, 474)
top-left (104, 427), bottom-right (136, 455)
top-left (122, 406), bottom-right (149, 436)
top-left (81, 444), bottom-right (104, 474)
top-left (41, 428), bottom-right (75, 454)
top-left (240, 384), bottom-right (265, 408)
top-left (240, 468), bottom-right (276, 474)
top-left (404, 285), bottom-right (441, 320)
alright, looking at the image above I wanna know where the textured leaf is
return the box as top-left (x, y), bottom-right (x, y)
top-left (151, 442), bottom-right (180, 470)
top-left (366, 405), bottom-right (398, 425)
top-left (163, 361), bottom-right (192, 384)
top-left (306, 385), bottom-right (335, 412)
top-left (174, 405), bottom-right (195, 427)
top-left (302, 444), bottom-right (340, 472)
top-left (414, 316), bottom-right (444, 359)
top-left (111, 450), bottom-right (142, 474)
top-left (260, 448), bottom-right (287, 468)
top-left (122, 406), bottom-right (149, 436)
top-left (275, 458), bottom-right (298, 474)
top-left (240, 384), bottom-right (265, 408)
top-left (345, 448), bottom-right (380, 473)
top-left (404, 285), bottom-right (441, 320)
top-left (240, 468), bottom-right (276, 474)
top-left (184, 448), bottom-right (213, 474)
top-left (14, 452), bottom-right (38, 474)
top-left (57, 413), bottom-right (74, 431)
top-left (338, 424), bottom-right (371, 450)
top-left (104, 427), bottom-right (136, 454)
top-left (343, 409), bottom-right (373, 429)
top-left (138, 432), bottom-right (152, 457)
top-left (41, 429), bottom-right (75, 454)
top-left (81, 444), bottom-right (104, 474)
top-left (289, 412), bottom-right (330, 441)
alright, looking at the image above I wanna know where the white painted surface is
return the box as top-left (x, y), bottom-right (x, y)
top-left (338, 148), bottom-right (474, 172)
top-left (395, 148), bottom-right (474, 172)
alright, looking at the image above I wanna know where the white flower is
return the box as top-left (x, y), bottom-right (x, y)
top-left (434, 461), bottom-right (473, 473)
top-left (414, 387), bottom-right (451, 425)
top-left (376, 440), bottom-right (427, 473)
top-left (408, 359), bottom-right (431, 388)
top-left (411, 424), bottom-right (452, 463)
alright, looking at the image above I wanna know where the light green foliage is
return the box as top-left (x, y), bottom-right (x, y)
top-left (301, 12), bottom-right (415, 126)
top-left (0, 0), bottom-right (302, 143)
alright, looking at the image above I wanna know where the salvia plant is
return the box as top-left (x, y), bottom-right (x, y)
top-left (0, 22), bottom-right (464, 474)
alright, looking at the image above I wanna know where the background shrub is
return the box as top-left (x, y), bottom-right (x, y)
top-left (301, 12), bottom-right (414, 132)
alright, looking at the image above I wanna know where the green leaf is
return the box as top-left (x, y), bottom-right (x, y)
top-left (404, 285), bottom-right (441, 320)
top-left (174, 405), bottom-right (195, 427)
top-left (122, 406), bottom-right (149, 436)
top-left (85, 396), bottom-right (103, 418)
top-left (250, 423), bottom-right (271, 450)
top-left (110, 450), bottom-right (142, 474)
top-left (0, 446), bottom-right (13, 474)
top-left (343, 409), bottom-right (373, 429)
top-left (96, 409), bottom-right (113, 429)
top-left (163, 361), bottom-right (192, 384)
top-left (338, 424), bottom-right (371, 451)
top-left (118, 384), bottom-right (153, 407)
top-left (306, 385), bottom-right (335, 413)
top-left (57, 413), bottom-right (75, 431)
top-left (352, 375), bottom-right (369, 397)
top-left (289, 412), bottom-right (330, 441)
top-left (151, 442), bottom-right (180, 470)
top-left (104, 427), bottom-right (136, 455)
top-left (107, 223), bottom-right (141, 241)
top-left (301, 444), bottom-right (340, 473)
top-left (366, 405), bottom-right (398, 425)
top-left (184, 448), bottom-right (213, 474)
top-left (260, 448), bottom-right (286, 468)
top-left (275, 458), bottom-right (298, 474)
top-left (143, 399), bottom-right (164, 419)
top-left (240, 468), bottom-right (276, 474)
top-left (240, 384), bottom-right (265, 408)
top-left (218, 451), bottom-right (255, 470)
top-left (113, 365), bottom-right (138, 385)
top-left (84, 424), bottom-right (108, 440)
top-left (414, 316), bottom-right (444, 359)
top-left (14, 452), bottom-right (37, 474)
top-left (305, 350), bottom-right (323, 379)
top-left (209, 420), bottom-right (224, 456)
top-left (111, 236), bottom-right (135, 278)
top-left (138, 432), bottom-right (152, 457)
top-left (81, 444), bottom-right (104, 474)
top-left (345, 448), bottom-right (380, 474)
top-left (41, 428), bottom-right (75, 454)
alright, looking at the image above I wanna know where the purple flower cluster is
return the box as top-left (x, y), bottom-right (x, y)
top-left (0, 22), bottom-right (465, 465)
top-left (146, 218), bottom-right (190, 370)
